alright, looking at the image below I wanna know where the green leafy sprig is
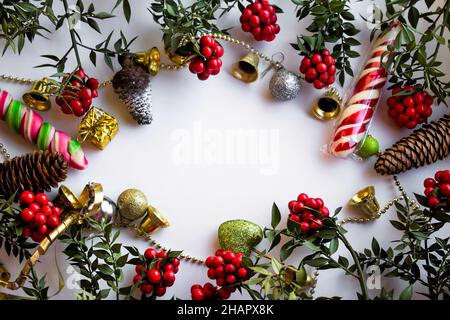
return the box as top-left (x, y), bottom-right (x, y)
top-left (291, 0), bottom-right (361, 86)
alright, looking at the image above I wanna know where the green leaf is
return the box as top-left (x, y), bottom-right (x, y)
top-left (304, 257), bottom-right (328, 268)
top-left (329, 238), bottom-right (339, 255)
top-left (371, 238), bottom-right (380, 255)
top-left (87, 18), bottom-right (101, 33)
top-left (94, 12), bottom-right (115, 19)
top-left (271, 258), bottom-right (283, 275)
top-left (123, 0), bottom-right (131, 23)
top-left (399, 285), bottom-right (413, 300)
top-left (271, 203), bottom-right (281, 228)
top-left (250, 266), bottom-right (272, 276)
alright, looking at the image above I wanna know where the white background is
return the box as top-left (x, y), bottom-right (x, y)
top-left (0, 0), bottom-right (449, 300)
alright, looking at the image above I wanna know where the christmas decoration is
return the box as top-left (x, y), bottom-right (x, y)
top-left (422, 170), bottom-right (450, 213)
top-left (300, 50), bottom-right (336, 89)
top-left (132, 249), bottom-right (181, 298)
top-left (205, 249), bottom-right (250, 289)
top-left (312, 88), bottom-right (342, 121)
top-left (349, 186), bottom-right (380, 218)
top-left (188, 35), bottom-right (224, 81)
top-left (191, 282), bottom-right (234, 300)
top-left (231, 52), bottom-right (260, 83)
top-left (132, 47), bottom-right (162, 76)
top-left (288, 193), bottom-right (329, 234)
top-left (138, 205), bottom-right (170, 234)
top-left (269, 69), bottom-right (301, 101)
top-left (94, 197), bottom-right (117, 224)
top-left (112, 57), bottom-right (153, 125)
top-left (355, 135), bottom-right (380, 159)
top-left (329, 21), bottom-right (401, 159)
top-left (77, 107), bottom-right (119, 150)
top-left (17, 191), bottom-right (62, 243)
top-left (375, 115), bottom-right (450, 175)
top-left (55, 68), bottom-right (99, 117)
top-left (240, 0), bottom-right (281, 42)
top-left (22, 78), bottom-right (55, 112)
top-left (116, 189), bottom-right (149, 225)
top-left (0, 151), bottom-right (68, 198)
top-left (0, 89), bottom-right (88, 170)
top-left (386, 86), bottom-right (434, 129)
top-left (218, 220), bottom-right (263, 256)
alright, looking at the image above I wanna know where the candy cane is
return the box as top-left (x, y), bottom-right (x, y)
top-left (329, 22), bottom-right (401, 158)
top-left (0, 89), bottom-right (88, 170)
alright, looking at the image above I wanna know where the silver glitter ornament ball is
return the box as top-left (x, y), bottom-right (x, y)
top-left (94, 197), bottom-right (117, 224)
top-left (269, 69), bottom-right (301, 101)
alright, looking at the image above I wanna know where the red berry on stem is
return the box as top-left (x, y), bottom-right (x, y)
top-left (155, 286), bottom-right (166, 297)
top-left (203, 283), bottom-right (216, 297)
top-left (19, 191), bottom-right (35, 205)
top-left (163, 271), bottom-right (175, 284)
top-left (52, 206), bottom-right (62, 216)
top-left (323, 55), bottom-right (335, 66)
top-left (424, 178), bottom-right (436, 188)
top-left (327, 76), bottom-right (335, 85)
top-left (300, 222), bottom-right (310, 233)
top-left (402, 96), bottom-right (414, 108)
top-left (316, 63), bottom-right (327, 73)
top-left (212, 256), bottom-right (224, 268)
top-left (424, 94), bottom-right (433, 106)
top-left (34, 213), bottom-right (46, 227)
top-left (232, 255), bottom-right (242, 267)
top-left (305, 68), bottom-right (317, 81)
top-left (319, 207), bottom-right (330, 218)
top-left (314, 79), bottom-right (324, 89)
top-left (133, 274), bottom-right (141, 284)
top-left (200, 35), bottom-right (214, 47)
top-left (293, 202), bottom-right (304, 213)
top-left (428, 196), bottom-right (440, 207)
top-left (289, 214), bottom-right (300, 222)
top-left (192, 288), bottom-right (205, 300)
top-left (225, 264), bottom-right (236, 274)
top-left (252, 2), bottom-right (263, 13)
top-left (208, 268), bottom-right (217, 280)
top-left (226, 274), bottom-right (237, 285)
top-left (288, 200), bottom-right (296, 211)
top-left (22, 227), bottom-right (32, 238)
top-left (74, 68), bottom-right (86, 80)
top-left (37, 224), bottom-right (48, 235)
top-left (29, 203), bottom-right (41, 213)
top-left (249, 15), bottom-right (260, 27)
top-left (47, 215), bottom-right (59, 228)
top-left (86, 78), bottom-right (99, 90)
top-left (237, 267), bottom-right (248, 279)
top-left (242, 8), bottom-right (252, 20)
top-left (327, 65), bottom-right (336, 75)
top-left (20, 208), bottom-right (34, 222)
top-left (147, 269), bottom-right (161, 284)
top-left (242, 23), bottom-right (251, 32)
top-left (215, 249), bottom-right (224, 256)
top-left (215, 266), bottom-right (225, 278)
top-left (41, 205), bottom-right (53, 217)
top-left (297, 193), bottom-right (308, 202)
top-left (144, 248), bottom-right (158, 260)
top-left (140, 283), bottom-right (153, 294)
top-left (197, 73), bottom-right (210, 81)
top-left (223, 251), bottom-right (235, 263)
top-left (311, 53), bottom-right (322, 65)
top-left (201, 46), bottom-right (213, 58)
top-left (440, 183), bottom-right (450, 196)
top-left (310, 218), bottom-right (323, 231)
top-left (321, 49), bottom-right (330, 56)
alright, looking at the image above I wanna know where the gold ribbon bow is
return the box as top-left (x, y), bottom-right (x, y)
top-left (77, 107), bottom-right (118, 150)
top-left (0, 182), bottom-right (103, 291)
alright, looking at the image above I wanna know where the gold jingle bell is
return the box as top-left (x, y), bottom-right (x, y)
top-left (350, 186), bottom-right (380, 218)
top-left (231, 52), bottom-right (259, 83)
top-left (165, 48), bottom-right (193, 66)
top-left (138, 205), bottom-right (170, 234)
top-left (22, 78), bottom-right (55, 111)
top-left (133, 47), bottom-right (161, 76)
top-left (312, 87), bottom-right (342, 121)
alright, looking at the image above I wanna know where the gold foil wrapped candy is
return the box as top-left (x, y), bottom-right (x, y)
top-left (78, 107), bottom-right (118, 150)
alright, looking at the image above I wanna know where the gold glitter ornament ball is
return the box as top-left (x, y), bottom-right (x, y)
top-left (116, 189), bottom-right (148, 224)
top-left (218, 219), bottom-right (263, 256)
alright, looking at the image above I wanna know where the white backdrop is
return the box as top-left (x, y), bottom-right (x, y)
top-left (0, 0), bottom-right (448, 300)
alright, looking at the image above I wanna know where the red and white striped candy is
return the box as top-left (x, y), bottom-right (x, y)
top-left (330, 22), bottom-right (401, 158)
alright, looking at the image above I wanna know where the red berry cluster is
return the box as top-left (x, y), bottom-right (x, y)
top-left (133, 248), bottom-right (180, 298)
top-left (18, 191), bottom-right (62, 243)
top-left (191, 282), bottom-right (235, 300)
top-left (300, 50), bottom-right (336, 89)
top-left (423, 170), bottom-right (450, 212)
top-left (191, 249), bottom-right (249, 300)
top-left (240, 0), bottom-right (280, 42)
top-left (288, 193), bottom-right (330, 234)
top-left (189, 35), bottom-right (224, 81)
top-left (387, 86), bottom-right (434, 129)
top-left (55, 68), bottom-right (99, 117)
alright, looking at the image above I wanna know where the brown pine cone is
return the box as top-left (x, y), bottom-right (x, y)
top-left (375, 115), bottom-right (450, 175)
top-left (0, 150), bottom-right (68, 198)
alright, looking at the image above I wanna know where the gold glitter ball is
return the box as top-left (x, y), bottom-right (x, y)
top-left (218, 219), bottom-right (263, 256)
top-left (116, 189), bottom-right (148, 223)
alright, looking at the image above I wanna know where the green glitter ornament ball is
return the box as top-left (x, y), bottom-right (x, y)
top-left (218, 219), bottom-right (263, 256)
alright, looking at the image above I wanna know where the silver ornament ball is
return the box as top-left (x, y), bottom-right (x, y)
top-left (94, 197), bottom-right (117, 224)
top-left (269, 69), bottom-right (301, 101)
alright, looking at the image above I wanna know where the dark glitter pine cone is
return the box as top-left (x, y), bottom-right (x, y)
top-left (375, 114), bottom-right (450, 175)
top-left (112, 57), bottom-right (153, 125)
top-left (0, 150), bottom-right (68, 198)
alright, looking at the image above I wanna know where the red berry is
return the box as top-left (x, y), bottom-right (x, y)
top-left (424, 178), bottom-right (436, 188)
top-left (197, 73), bottom-right (209, 81)
top-left (327, 65), bottom-right (336, 75)
top-left (91, 89), bottom-right (98, 98)
top-left (208, 59), bottom-right (220, 70)
top-left (81, 98), bottom-right (92, 109)
top-left (232, 255), bottom-right (242, 267)
top-left (37, 224), bottom-right (48, 235)
top-left (28, 203), bottom-right (41, 213)
top-left (144, 248), bottom-right (158, 260)
top-left (413, 92), bottom-right (424, 104)
top-left (200, 35), bottom-right (214, 48)
top-left (19, 191), bottom-right (35, 205)
top-left (300, 222), bottom-right (310, 233)
top-left (423, 106), bottom-right (432, 117)
top-left (218, 288), bottom-right (231, 300)
top-left (216, 278), bottom-right (225, 287)
top-left (327, 76), bottom-right (335, 85)
top-left (251, 26), bottom-right (261, 36)
top-left (249, 15), bottom-right (260, 27)
top-left (289, 214), bottom-right (300, 223)
top-left (304, 198), bottom-right (317, 209)
top-left (140, 283), bottom-right (153, 294)
top-left (189, 59), bottom-right (205, 74)
top-left (33, 213), bottom-right (46, 227)
top-left (158, 251), bottom-right (167, 258)
top-left (319, 72), bottom-right (329, 83)
top-left (262, 25), bottom-right (273, 37)
top-left (302, 211), bottom-right (314, 222)
top-left (242, 8), bottom-right (252, 20)
top-left (22, 227), bottom-right (32, 238)
top-left (297, 193), bottom-right (309, 202)
top-left (163, 271), bottom-right (175, 284)
top-left (212, 44), bottom-right (224, 58)
top-left (31, 232), bottom-right (44, 243)
top-left (310, 218), bottom-right (323, 231)
top-left (251, 2), bottom-right (263, 13)
top-left (74, 68), bottom-right (86, 80)
top-left (147, 269), bottom-right (161, 284)
top-left (305, 68), bottom-right (318, 81)
top-left (225, 264), bottom-right (236, 274)
top-left (405, 120), bottom-right (417, 129)
top-left (47, 215), bottom-right (60, 229)
top-left (34, 193), bottom-right (48, 206)
top-left (86, 78), bottom-right (99, 90)
top-left (215, 249), bottom-right (224, 256)
top-left (52, 207), bottom-right (62, 216)
top-left (215, 266), bottom-right (225, 278)
top-left (323, 55), bottom-right (335, 66)
top-left (441, 171), bottom-right (450, 183)
top-left (288, 200), bottom-right (297, 211)
top-left (314, 79), bottom-right (324, 89)
top-left (206, 256), bottom-right (215, 268)
top-left (133, 274), bottom-right (141, 284)
top-left (170, 258), bottom-right (180, 268)
top-left (191, 288), bottom-right (205, 300)
top-left (41, 205), bottom-right (52, 217)
top-left (207, 268), bottom-right (217, 279)
top-left (424, 94), bottom-right (433, 106)
top-left (223, 251), bottom-right (235, 263)
top-left (20, 208), bottom-right (34, 222)
top-left (311, 53), bottom-right (322, 65)
top-left (155, 286), bottom-right (166, 297)
top-left (316, 63), bottom-right (327, 74)
top-left (405, 107), bottom-right (416, 117)
top-left (387, 97), bottom-right (398, 108)
top-left (226, 274), bottom-right (237, 285)
top-left (242, 23), bottom-right (252, 32)
top-left (79, 87), bottom-right (92, 100)
top-left (319, 207), bottom-right (330, 218)
top-left (293, 202), bottom-right (305, 213)
top-left (212, 256), bottom-right (224, 268)
top-left (201, 46), bottom-right (213, 58)
top-left (440, 183), bottom-right (450, 196)
top-left (203, 283), bottom-right (216, 297)
top-left (259, 10), bottom-right (270, 23)
top-left (301, 57), bottom-right (312, 71)
top-left (237, 267), bottom-right (248, 279)
top-left (402, 96), bottom-right (414, 108)
top-left (428, 196), bottom-right (440, 207)
top-left (163, 264), bottom-right (174, 273)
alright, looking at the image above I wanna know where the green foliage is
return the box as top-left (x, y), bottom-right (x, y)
top-left (374, 0), bottom-right (450, 106)
top-left (149, 0), bottom-right (228, 56)
top-left (23, 267), bottom-right (49, 300)
top-left (0, 195), bottom-right (37, 263)
top-left (291, 0), bottom-right (360, 85)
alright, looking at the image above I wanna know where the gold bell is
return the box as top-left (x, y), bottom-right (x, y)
top-left (231, 52), bottom-right (259, 83)
top-left (138, 205), bottom-right (170, 234)
top-left (312, 87), bottom-right (342, 121)
top-left (22, 78), bottom-right (55, 111)
top-left (350, 186), bottom-right (380, 218)
top-left (165, 47), bottom-right (193, 66)
top-left (0, 263), bottom-right (10, 282)
top-left (133, 47), bottom-right (161, 76)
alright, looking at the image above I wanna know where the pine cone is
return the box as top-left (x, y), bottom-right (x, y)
top-left (0, 151), bottom-right (68, 198)
top-left (375, 115), bottom-right (450, 175)
top-left (112, 57), bottom-right (153, 125)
